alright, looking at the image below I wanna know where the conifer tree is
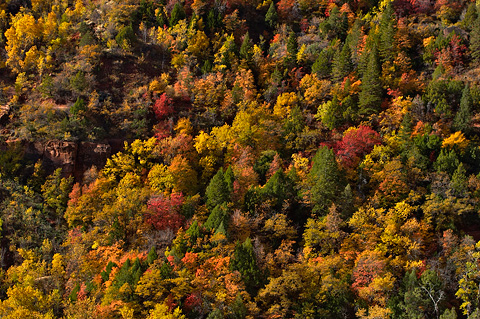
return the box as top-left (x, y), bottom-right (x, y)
top-left (452, 84), bottom-right (472, 134)
top-left (205, 168), bottom-right (229, 210)
top-left (261, 169), bottom-right (293, 210)
top-left (332, 43), bottom-right (353, 82)
top-left (265, 2), bottom-right (278, 29)
top-left (471, 14), bottom-right (480, 64)
top-left (186, 220), bottom-right (201, 246)
top-left (434, 149), bottom-right (460, 176)
top-left (378, 2), bottom-right (396, 64)
top-left (358, 47), bottom-right (383, 118)
top-left (450, 163), bottom-right (467, 196)
top-left (239, 32), bottom-right (252, 62)
top-left (230, 294), bottom-right (248, 319)
top-left (224, 166), bottom-right (235, 195)
top-left (463, 2), bottom-right (478, 30)
top-left (207, 309), bottom-right (224, 319)
top-left (207, 9), bottom-right (218, 31)
top-left (308, 146), bottom-right (342, 214)
top-left (326, 6), bottom-right (349, 41)
top-left (204, 204), bottom-right (229, 231)
top-left (214, 221), bottom-right (227, 236)
top-left (231, 238), bottom-right (263, 296)
top-left (284, 31), bottom-right (297, 67)
top-left (312, 49), bottom-right (332, 78)
top-left (115, 24), bottom-right (136, 50)
top-left (170, 2), bottom-right (186, 26)
top-left (147, 246), bottom-right (158, 265)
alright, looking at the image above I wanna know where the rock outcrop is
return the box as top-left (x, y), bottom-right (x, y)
top-left (22, 139), bottom-right (118, 181)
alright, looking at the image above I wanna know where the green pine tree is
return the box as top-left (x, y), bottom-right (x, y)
top-left (471, 14), bottom-right (480, 64)
top-left (224, 166), bottom-right (235, 195)
top-left (308, 146), bottom-right (342, 214)
top-left (240, 32), bottom-right (252, 62)
top-left (205, 168), bottom-right (229, 210)
top-left (261, 169), bottom-right (293, 210)
top-left (207, 309), bottom-right (224, 319)
top-left (378, 2), bottom-right (396, 64)
top-left (463, 2), bottom-right (479, 30)
top-left (439, 308), bottom-right (457, 319)
top-left (434, 149), bottom-right (460, 176)
top-left (450, 163), bottom-right (468, 196)
top-left (312, 49), bottom-right (332, 78)
top-left (230, 294), bottom-right (247, 319)
top-left (358, 47), bottom-right (383, 118)
top-left (170, 2), bottom-right (186, 26)
top-left (115, 24), bottom-right (136, 50)
top-left (231, 238), bottom-right (263, 296)
top-left (186, 220), bottom-right (201, 245)
top-left (265, 2), bottom-right (278, 29)
top-left (284, 31), bottom-right (297, 67)
top-left (147, 246), bottom-right (158, 265)
top-left (204, 204), bottom-right (229, 231)
top-left (214, 221), bottom-right (227, 237)
top-left (453, 84), bottom-right (473, 134)
top-left (332, 43), bottom-right (353, 82)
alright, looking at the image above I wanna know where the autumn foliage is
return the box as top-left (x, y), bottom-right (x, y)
top-left (145, 192), bottom-right (185, 231)
top-left (1, 0), bottom-right (480, 318)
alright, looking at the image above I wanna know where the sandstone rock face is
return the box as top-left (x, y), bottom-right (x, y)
top-left (23, 140), bottom-right (115, 181)
top-left (44, 140), bottom-right (77, 176)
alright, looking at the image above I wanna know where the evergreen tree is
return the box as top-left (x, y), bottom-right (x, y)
top-left (348, 18), bottom-right (363, 65)
top-left (156, 6), bottom-right (168, 27)
top-left (205, 168), bottom-right (229, 210)
top-left (471, 14), bottom-right (480, 64)
top-left (308, 146), bottom-right (342, 214)
top-left (186, 220), bottom-right (201, 244)
top-left (378, 2), bottom-right (396, 64)
top-left (261, 169), bottom-right (292, 210)
top-left (358, 29), bottom-right (379, 77)
top-left (147, 246), bottom-right (158, 265)
top-left (101, 261), bottom-right (118, 282)
top-left (265, 2), bottom-right (278, 28)
top-left (202, 59), bottom-right (213, 74)
top-left (358, 47), bottom-right (383, 118)
top-left (214, 221), bottom-right (227, 236)
top-left (207, 309), bottom-right (224, 319)
top-left (312, 49), bottom-right (332, 78)
top-left (231, 238), bottom-right (263, 296)
top-left (332, 43), bottom-right (353, 82)
top-left (170, 2), bottom-right (186, 26)
top-left (284, 31), bottom-right (297, 67)
top-left (463, 2), bottom-right (479, 31)
top-left (440, 308), bottom-right (457, 319)
top-left (160, 259), bottom-right (174, 279)
top-left (239, 32), bottom-right (252, 62)
top-left (115, 24), bottom-right (136, 50)
top-left (207, 9), bottom-right (218, 31)
top-left (399, 112), bottom-right (413, 144)
top-left (328, 6), bottom-right (349, 41)
top-left (230, 294), bottom-right (247, 319)
top-left (453, 84), bottom-right (473, 134)
top-left (204, 204), bottom-right (229, 231)
top-left (450, 163), bottom-right (468, 196)
top-left (224, 166), bottom-right (235, 195)
top-left (339, 184), bottom-right (355, 218)
top-left (70, 97), bottom-right (85, 116)
top-left (434, 149), bottom-right (460, 176)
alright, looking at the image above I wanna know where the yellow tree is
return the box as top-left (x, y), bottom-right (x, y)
top-left (5, 12), bottom-right (44, 73)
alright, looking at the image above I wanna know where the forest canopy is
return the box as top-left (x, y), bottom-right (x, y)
top-left (1, 0), bottom-right (480, 318)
